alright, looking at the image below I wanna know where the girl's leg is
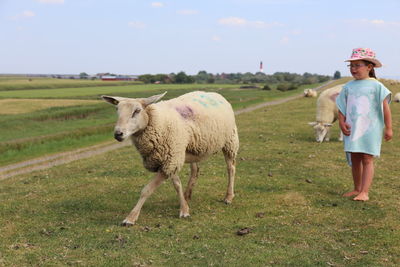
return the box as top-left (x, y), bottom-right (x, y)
top-left (343, 153), bottom-right (363, 197)
top-left (354, 154), bottom-right (374, 201)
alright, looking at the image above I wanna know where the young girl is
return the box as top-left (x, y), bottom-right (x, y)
top-left (336, 48), bottom-right (393, 201)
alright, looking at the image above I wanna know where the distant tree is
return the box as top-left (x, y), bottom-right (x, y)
top-left (277, 83), bottom-right (290, 91)
top-left (333, 71), bottom-right (341, 80)
top-left (79, 72), bottom-right (89, 79)
top-left (174, 71), bottom-right (194, 84)
top-left (138, 74), bottom-right (155, 84)
top-left (263, 84), bottom-right (272, 90)
top-left (288, 83), bottom-right (299, 90)
top-left (195, 70), bottom-right (213, 84)
top-left (318, 75), bottom-right (331, 83)
top-left (207, 76), bottom-right (215, 83)
top-left (303, 76), bottom-right (318, 85)
top-left (153, 74), bottom-right (169, 83)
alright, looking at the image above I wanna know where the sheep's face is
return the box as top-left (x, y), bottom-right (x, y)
top-left (113, 100), bottom-right (148, 141)
top-left (308, 122), bottom-right (332, 143)
top-left (102, 92), bottom-right (167, 142)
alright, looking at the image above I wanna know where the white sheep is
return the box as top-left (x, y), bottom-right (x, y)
top-left (309, 84), bottom-right (344, 142)
top-left (303, 88), bottom-right (317, 97)
top-left (394, 92), bottom-right (400, 102)
top-left (102, 91), bottom-right (239, 226)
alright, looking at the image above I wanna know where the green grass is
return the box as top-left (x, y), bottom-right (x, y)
top-left (0, 104), bottom-right (115, 165)
top-left (0, 77), bottom-right (143, 91)
top-left (0, 80), bottom-right (399, 266)
top-left (0, 83), bottom-right (241, 99)
top-left (0, 82), bottom-right (329, 166)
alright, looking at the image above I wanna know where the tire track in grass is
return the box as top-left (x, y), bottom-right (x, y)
top-left (0, 81), bottom-right (337, 180)
top-left (0, 141), bottom-right (128, 180)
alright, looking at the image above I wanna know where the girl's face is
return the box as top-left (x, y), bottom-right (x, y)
top-left (348, 60), bottom-right (373, 80)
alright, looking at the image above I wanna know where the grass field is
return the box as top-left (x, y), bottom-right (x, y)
top-left (0, 79), bottom-right (399, 266)
top-left (0, 77), bottom-right (142, 91)
top-left (0, 81), bottom-right (328, 166)
top-left (0, 83), bottom-right (241, 99)
top-left (0, 99), bottom-right (100, 115)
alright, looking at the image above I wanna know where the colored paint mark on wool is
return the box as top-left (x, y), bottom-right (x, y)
top-left (192, 94), bottom-right (224, 108)
top-left (175, 105), bottom-right (194, 119)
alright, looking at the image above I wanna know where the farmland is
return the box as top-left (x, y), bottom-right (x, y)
top-left (0, 76), bottom-right (142, 91)
top-left (0, 78), bottom-right (399, 266)
top-left (0, 78), bottom-right (328, 166)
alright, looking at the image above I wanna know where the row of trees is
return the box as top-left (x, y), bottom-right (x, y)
top-left (138, 71), bottom-right (334, 85)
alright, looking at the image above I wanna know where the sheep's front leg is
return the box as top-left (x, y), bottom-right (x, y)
top-left (339, 130), bottom-right (344, 141)
top-left (122, 172), bottom-right (165, 226)
top-left (171, 174), bottom-right (190, 218)
top-left (325, 128), bottom-right (331, 142)
top-left (184, 163), bottom-right (199, 201)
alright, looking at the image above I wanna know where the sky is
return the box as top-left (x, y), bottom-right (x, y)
top-left (1, 0), bottom-right (400, 77)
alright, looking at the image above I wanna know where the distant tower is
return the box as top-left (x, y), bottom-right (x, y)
top-left (259, 61), bottom-right (263, 73)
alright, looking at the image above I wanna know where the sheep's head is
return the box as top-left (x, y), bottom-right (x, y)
top-left (308, 122), bottom-right (332, 143)
top-left (102, 92), bottom-right (167, 142)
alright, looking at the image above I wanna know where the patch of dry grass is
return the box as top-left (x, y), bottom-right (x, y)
top-left (0, 99), bottom-right (101, 114)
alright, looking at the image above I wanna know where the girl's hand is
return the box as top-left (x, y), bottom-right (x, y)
top-left (339, 122), bottom-right (351, 136)
top-left (385, 127), bottom-right (393, 141)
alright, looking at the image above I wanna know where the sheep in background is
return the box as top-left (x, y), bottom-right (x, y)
top-left (102, 91), bottom-right (239, 226)
top-left (309, 84), bottom-right (344, 142)
top-left (394, 92), bottom-right (400, 103)
top-left (303, 88), bottom-right (318, 97)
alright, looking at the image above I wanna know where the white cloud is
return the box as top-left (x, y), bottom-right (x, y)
top-left (128, 21), bottom-right (146, 29)
top-left (22, 10), bottom-right (35, 17)
top-left (370, 19), bottom-right (385, 25)
top-left (280, 36), bottom-right (290, 45)
top-left (219, 17), bottom-right (247, 26)
top-left (151, 2), bottom-right (164, 8)
top-left (36, 0), bottom-right (64, 4)
top-left (348, 19), bottom-right (400, 28)
top-left (291, 29), bottom-right (302, 36)
top-left (177, 9), bottom-right (198, 15)
top-left (10, 10), bottom-right (35, 20)
top-left (212, 35), bottom-right (221, 42)
top-left (218, 17), bottom-right (282, 28)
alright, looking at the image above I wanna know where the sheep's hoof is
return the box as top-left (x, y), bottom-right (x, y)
top-left (121, 219), bottom-right (135, 227)
top-left (224, 199), bottom-right (232, 205)
top-left (179, 212), bottom-right (190, 218)
top-left (224, 195), bottom-right (234, 204)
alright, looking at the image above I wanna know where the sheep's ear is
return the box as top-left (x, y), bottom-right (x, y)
top-left (308, 122), bottom-right (317, 126)
top-left (324, 123), bottom-right (333, 127)
top-left (141, 91), bottom-right (167, 106)
top-left (102, 95), bottom-right (124, 106)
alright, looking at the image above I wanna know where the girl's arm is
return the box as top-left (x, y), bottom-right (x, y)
top-left (383, 99), bottom-right (393, 141)
top-left (338, 111), bottom-right (351, 136)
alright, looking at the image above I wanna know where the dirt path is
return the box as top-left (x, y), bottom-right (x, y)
top-left (0, 81), bottom-right (336, 181)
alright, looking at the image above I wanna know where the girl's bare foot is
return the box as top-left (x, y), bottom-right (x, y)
top-left (343, 190), bottom-right (359, 197)
top-left (353, 192), bottom-right (369, 201)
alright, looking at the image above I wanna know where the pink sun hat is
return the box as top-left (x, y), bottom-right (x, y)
top-left (345, 48), bottom-right (382, 68)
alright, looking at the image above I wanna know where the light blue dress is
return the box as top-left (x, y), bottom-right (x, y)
top-left (336, 78), bottom-right (391, 165)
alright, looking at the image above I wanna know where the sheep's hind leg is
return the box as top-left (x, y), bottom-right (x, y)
top-left (184, 163), bottom-right (199, 201)
top-left (122, 172), bottom-right (165, 226)
top-left (171, 174), bottom-right (190, 218)
top-left (223, 153), bottom-right (236, 204)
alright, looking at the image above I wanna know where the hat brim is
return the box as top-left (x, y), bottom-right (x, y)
top-left (345, 58), bottom-right (382, 68)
